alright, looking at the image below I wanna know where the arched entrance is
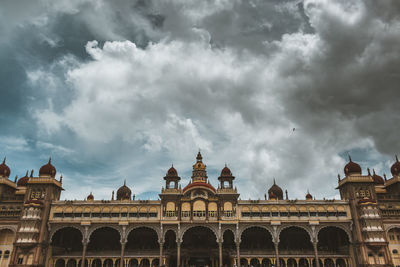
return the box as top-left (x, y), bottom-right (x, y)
top-left (87, 227), bottom-right (121, 256)
top-left (287, 258), bottom-right (297, 267)
top-left (240, 227), bottom-right (274, 256)
top-left (222, 230), bottom-right (235, 267)
top-left (164, 230), bottom-right (177, 267)
top-left (51, 227), bottom-right (83, 256)
top-left (279, 227), bottom-right (313, 255)
top-left (126, 227), bottom-right (159, 253)
top-left (182, 226), bottom-right (218, 267)
top-left (317, 227), bottom-right (350, 255)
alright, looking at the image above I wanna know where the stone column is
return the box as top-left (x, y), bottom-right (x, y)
top-left (121, 242), bottom-right (126, 267)
top-left (219, 241), bottom-right (223, 267)
top-left (177, 240), bottom-right (181, 267)
top-left (235, 241), bottom-right (240, 267)
top-left (82, 240), bottom-right (88, 267)
top-left (274, 242), bottom-right (280, 267)
top-left (159, 240), bottom-right (164, 266)
top-left (312, 242), bottom-right (320, 267)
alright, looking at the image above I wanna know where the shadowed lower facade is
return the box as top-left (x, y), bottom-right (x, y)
top-left (1, 153), bottom-right (400, 267)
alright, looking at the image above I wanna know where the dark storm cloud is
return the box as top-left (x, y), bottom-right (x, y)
top-left (0, 0), bottom-right (399, 200)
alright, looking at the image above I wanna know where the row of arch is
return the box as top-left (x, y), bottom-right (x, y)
top-left (50, 224), bottom-right (352, 245)
top-left (51, 225), bottom-right (350, 256)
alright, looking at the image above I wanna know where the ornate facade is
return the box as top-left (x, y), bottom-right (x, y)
top-left (1, 153), bottom-right (400, 267)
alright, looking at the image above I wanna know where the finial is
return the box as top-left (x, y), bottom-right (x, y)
top-left (373, 169), bottom-right (376, 175)
top-left (2, 157), bottom-right (5, 164)
top-left (172, 163), bottom-right (174, 167)
top-left (49, 157), bottom-right (51, 164)
top-left (307, 189), bottom-right (310, 194)
top-left (30, 169), bottom-right (34, 177)
top-left (367, 168), bottom-right (371, 176)
top-left (25, 170), bottom-right (28, 177)
top-left (338, 174), bottom-right (341, 182)
top-left (14, 175), bottom-right (17, 182)
top-left (112, 191), bottom-right (114, 200)
top-left (60, 175), bottom-right (63, 183)
top-left (273, 178), bottom-right (276, 185)
top-left (348, 154), bottom-right (352, 162)
top-left (384, 173), bottom-right (387, 181)
top-left (396, 155), bottom-right (399, 162)
top-left (124, 179), bottom-right (126, 186)
top-left (285, 190), bottom-right (288, 200)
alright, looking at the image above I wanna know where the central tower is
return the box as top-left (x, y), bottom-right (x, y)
top-left (191, 151), bottom-right (208, 183)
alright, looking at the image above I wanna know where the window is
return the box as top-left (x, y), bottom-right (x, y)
top-left (18, 256), bottom-right (24, 264)
top-left (360, 190), bottom-right (366, 197)
top-left (390, 235), bottom-right (395, 241)
top-left (393, 249), bottom-right (398, 254)
top-left (4, 250), bottom-right (10, 259)
top-left (0, 250), bottom-right (2, 259)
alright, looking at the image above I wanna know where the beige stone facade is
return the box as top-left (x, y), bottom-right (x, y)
top-left (1, 154), bottom-right (400, 267)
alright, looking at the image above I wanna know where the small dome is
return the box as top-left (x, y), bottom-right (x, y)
top-left (167, 165), bottom-right (178, 176)
top-left (344, 156), bottom-right (361, 176)
top-left (39, 158), bottom-right (56, 177)
top-left (220, 165), bottom-right (232, 176)
top-left (87, 192), bottom-right (94, 201)
top-left (268, 180), bottom-right (283, 200)
top-left (117, 180), bottom-right (131, 200)
top-left (372, 169), bottom-right (384, 184)
top-left (391, 155), bottom-right (400, 177)
top-left (306, 191), bottom-right (313, 200)
top-left (17, 171), bottom-right (30, 187)
top-left (0, 157), bottom-right (10, 178)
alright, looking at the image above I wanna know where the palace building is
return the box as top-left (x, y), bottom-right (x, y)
top-left (1, 152), bottom-right (400, 267)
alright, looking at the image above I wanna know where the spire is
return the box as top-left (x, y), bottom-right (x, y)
top-left (2, 157), bottom-right (5, 164)
top-left (60, 175), bottom-right (63, 183)
top-left (396, 155), bottom-right (399, 162)
top-left (348, 155), bottom-right (352, 162)
top-left (384, 173), bottom-right (387, 181)
top-left (48, 157), bottom-right (51, 164)
top-left (196, 150), bottom-right (203, 162)
top-left (285, 190), bottom-right (288, 200)
top-left (367, 168), bottom-right (371, 176)
top-left (30, 170), bottom-right (34, 177)
top-left (373, 169), bottom-right (376, 175)
top-left (124, 179), bottom-right (126, 186)
top-left (25, 170), bottom-right (28, 177)
top-left (14, 175), bottom-right (17, 182)
top-left (112, 191), bottom-right (114, 200)
top-left (273, 178), bottom-right (276, 185)
top-left (338, 174), bottom-right (341, 182)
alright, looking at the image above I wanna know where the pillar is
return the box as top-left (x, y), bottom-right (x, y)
top-left (121, 242), bottom-right (126, 267)
top-left (312, 242), bottom-right (320, 267)
top-left (177, 240), bottom-right (181, 267)
top-left (236, 241), bottom-right (240, 267)
top-left (219, 241), bottom-right (223, 267)
top-left (159, 241), bottom-right (164, 266)
top-left (274, 242), bottom-right (280, 267)
top-left (82, 241), bottom-right (88, 267)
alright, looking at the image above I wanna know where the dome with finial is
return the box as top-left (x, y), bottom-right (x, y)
top-left (17, 170), bottom-right (30, 187)
top-left (391, 155), bottom-right (400, 177)
top-left (344, 155), bottom-right (361, 176)
top-left (268, 179), bottom-right (283, 200)
top-left (220, 164), bottom-right (232, 177)
top-left (87, 192), bottom-right (94, 201)
top-left (306, 190), bottom-right (313, 200)
top-left (372, 169), bottom-right (384, 184)
top-left (167, 165), bottom-right (178, 176)
top-left (0, 157), bottom-right (10, 178)
top-left (39, 158), bottom-right (56, 177)
top-left (117, 180), bottom-right (132, 200)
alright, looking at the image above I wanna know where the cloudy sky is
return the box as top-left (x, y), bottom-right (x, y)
top-left (1, 0), bottom-right (399, 201)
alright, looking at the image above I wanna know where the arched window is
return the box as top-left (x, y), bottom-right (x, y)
top-left (18, 254), bottom-right (24, 264)
top-left (4, 250), bottom-right (10, 258)
top-left (393, 249), bottom-right (398, 254)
